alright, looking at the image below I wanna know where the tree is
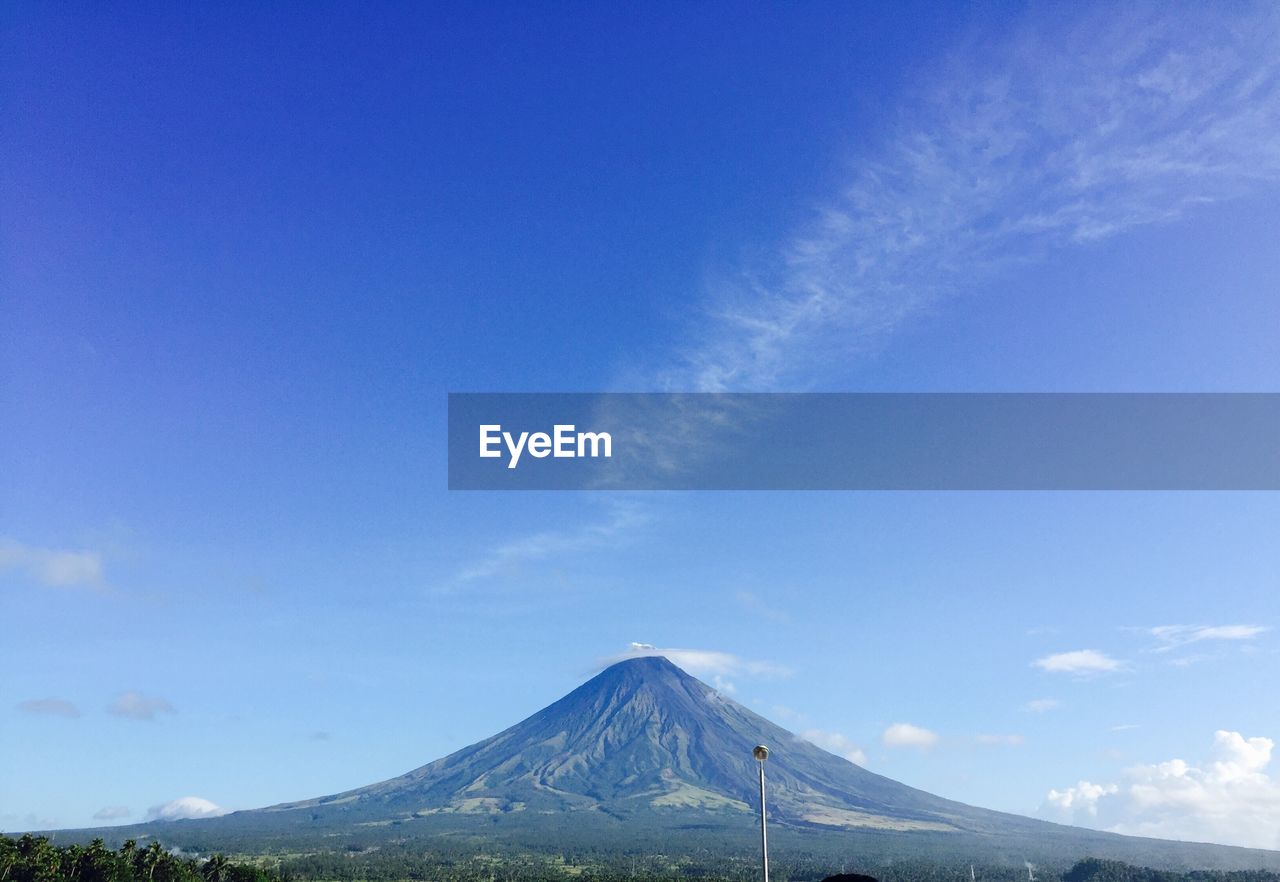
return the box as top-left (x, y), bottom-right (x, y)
top-left (201, 856), bottom-right (229, 882)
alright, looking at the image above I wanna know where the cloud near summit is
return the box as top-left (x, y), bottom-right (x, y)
top-left (145, 797), bottom-right (228, 822)
top-left (605, 644), bottom-right (791, 687)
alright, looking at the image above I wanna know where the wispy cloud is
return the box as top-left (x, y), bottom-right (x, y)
top-left (16, 698), bottom-right (81, 718)
top-left (1025, 698), bottom-right (1062, 713)
top-left (92, 806), bottom-right (131, 821)
top-left (107, 692), bottom-right (175, 721)
top-left (1145, 623), bottom-right (1269, 652)
top-left (0, 537), bottom-right (103, 588)
top-left (654, 6), bottom-right (1280, 391)
top-left (454, 499), bottom-right (650, 583)
top-left (802, 729), bottom-right (868, 765)
top-left (882, 722), bottom-right (940, 749)
top-left (1033, 649), bottom-right (1123, 675)
top-left (735, 590), bottom-right (789, 623)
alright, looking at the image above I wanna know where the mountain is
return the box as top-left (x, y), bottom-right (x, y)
top-left (264, 655), bottom-right (1014, 833)
top-left (63, 656), bottom-right (1280, 870)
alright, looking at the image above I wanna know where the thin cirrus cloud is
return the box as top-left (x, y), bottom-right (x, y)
top-left (653, 6), bottom-right (1280, 393)
top-left (882, 722), bottom-right (940, 749)
top-left (0, 537), bottom-right (103, 588)
top-left (1024, 698), bottom-right (1062, 713)
top-left (17, 698), bottom-right (82, 718)
top-left (453, 499), bottom-right (649, 584)
top-left (1033, 649), bottom-right (1123, 675)
top-left (107, 692), bottom-right (176, 721)
top-left (1146, 624), bottom-right (1270, 652)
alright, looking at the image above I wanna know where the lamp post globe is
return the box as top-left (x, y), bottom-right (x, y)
top-left (754, 745), bottom-right (769, 762)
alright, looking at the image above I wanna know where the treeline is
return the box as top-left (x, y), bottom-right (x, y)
top-left (8, 836), bottom-right (1280, 882)
top-left (0, 835), bottom-right (277, 882)
top-left (1064, 859), bottom-right (1280, 882)
top-left (271, 848), bottom-right (1280, 882)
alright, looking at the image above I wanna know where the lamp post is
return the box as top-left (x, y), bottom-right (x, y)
top-left (753, 745), bottom-right (770, 882)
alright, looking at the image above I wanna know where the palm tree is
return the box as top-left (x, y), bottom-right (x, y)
top-left (201, 854), bottom-right (230, 882)
top-left (142, 841), bottom-right (166, 882)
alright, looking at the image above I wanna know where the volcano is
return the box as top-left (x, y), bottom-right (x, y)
top-left (264, 655), bottom-right (1001, 833)
top-left (67, 656), bottom-right (1280, 869)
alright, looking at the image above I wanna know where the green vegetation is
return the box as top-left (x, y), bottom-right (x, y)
top-left (1062, 859), bottom-right (1280, 882)
top-left (0, 835), bottom-right (276, 882)
top-left (8, 834), bottom-right (1280, 882)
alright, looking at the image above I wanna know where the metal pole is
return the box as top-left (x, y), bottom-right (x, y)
top-left (758, 760), bottom-right (769, 882)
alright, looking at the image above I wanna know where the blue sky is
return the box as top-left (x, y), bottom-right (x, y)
top-left (3, 0), bottom-right (1280, 849)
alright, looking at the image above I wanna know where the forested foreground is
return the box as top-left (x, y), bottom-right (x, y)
top-left (6, 836), bottom-right (1280, 882)
top-left (0, 835), bottom-right (275, 882)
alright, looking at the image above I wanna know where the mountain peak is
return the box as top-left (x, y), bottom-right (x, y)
top-left (594, 653), bottom-right (689, 681)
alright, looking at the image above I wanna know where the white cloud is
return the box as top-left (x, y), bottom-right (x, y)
top-left (17, 698), bottom-right (82, 718)
top-left (882, 722), bottom-right (939, 749)
top-left (107, 692), bottom-right (175, 721)
top-left (605, 644), bottom-right (791, 680)
top-left (145, 797), bottom-right (227, 822)
top-left (0, 537), bottom-right (103, 588)
top-left (92, 806), bottom-right (131, 821)
top-left (1033, 649), bottom-right (1122, 675)
top-left (1047, 781), bottom-right (1118, 816)
top-left (1045, 730), bottom-right (1280, 849)
top-left (1025, 698), bottom-right (1062, 713)
top-left (977, 734), bottom-right (1025, 747)
top-left (1147, 624), bottom-right (1269, 652)
top-left (802, 729), bottom-right (868, 766)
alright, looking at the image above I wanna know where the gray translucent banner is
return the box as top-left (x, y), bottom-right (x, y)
top-left (447, 393), bottom-right (1280, 490)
